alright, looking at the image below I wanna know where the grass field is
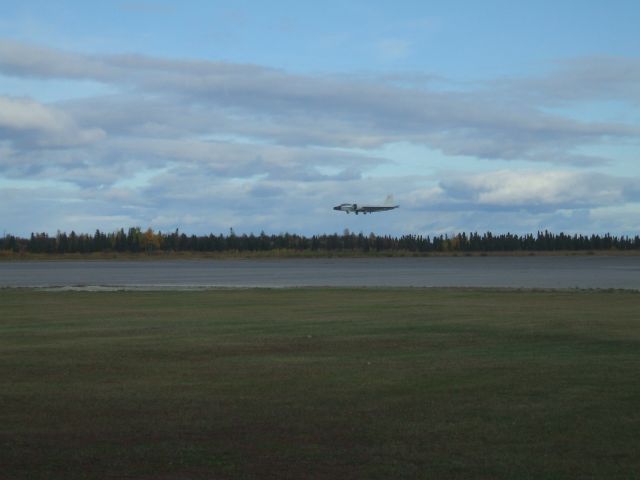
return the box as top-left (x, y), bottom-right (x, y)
top-left (1, 288), bottom-right (639, 479)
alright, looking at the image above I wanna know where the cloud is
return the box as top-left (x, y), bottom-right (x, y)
top-left (1, 39), bottom-right (637, 163)
top-left (1, 39), bottom-right (639, 236)
top-left (0, 40), bottom-right (118, 81)
top-left (437, 170), bottom-right (640, 211)
top-left (0, 95), bottom-right (105, 147)
top-left (510, 56), bottom-right (640, 105)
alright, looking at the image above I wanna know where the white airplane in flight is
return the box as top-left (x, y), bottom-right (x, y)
top-left (333, 195), bottom-right (399, 215)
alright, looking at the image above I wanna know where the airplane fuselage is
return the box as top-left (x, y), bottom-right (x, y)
top-left (333, 203), bottom-right (399, 214)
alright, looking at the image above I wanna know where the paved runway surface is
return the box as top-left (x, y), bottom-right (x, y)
top-left (1, 256), bottom-right (639, 289)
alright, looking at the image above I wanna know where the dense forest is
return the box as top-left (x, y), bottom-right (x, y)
top-left (2, 228), bottom-right (640, 254)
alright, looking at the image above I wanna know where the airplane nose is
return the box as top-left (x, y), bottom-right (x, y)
top-left (333, 206), bottom-right (340, 210)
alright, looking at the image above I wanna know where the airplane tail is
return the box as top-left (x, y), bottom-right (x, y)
top-left (384, 194), bottom-right (395, 206)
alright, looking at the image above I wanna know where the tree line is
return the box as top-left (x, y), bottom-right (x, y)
top-left (2, 228), bottom-right (640, 254)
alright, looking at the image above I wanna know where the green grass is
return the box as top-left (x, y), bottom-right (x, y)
top-left (1, 288), bottom-right (639, 479)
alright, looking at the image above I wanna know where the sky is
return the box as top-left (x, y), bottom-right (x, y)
top-left (1, 1), bottom-right (639, 237)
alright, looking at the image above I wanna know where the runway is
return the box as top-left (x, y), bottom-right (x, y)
top-left (2, 256), bottom-right (640, 289)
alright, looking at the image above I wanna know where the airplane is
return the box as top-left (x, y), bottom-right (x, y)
top-left (333, 195), bottom-right (399, 215)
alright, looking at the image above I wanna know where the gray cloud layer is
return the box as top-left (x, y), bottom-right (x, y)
top-left (2, 39), bottom-right (638, 159)
top-left (1, 39), bottom-right (639, 235)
